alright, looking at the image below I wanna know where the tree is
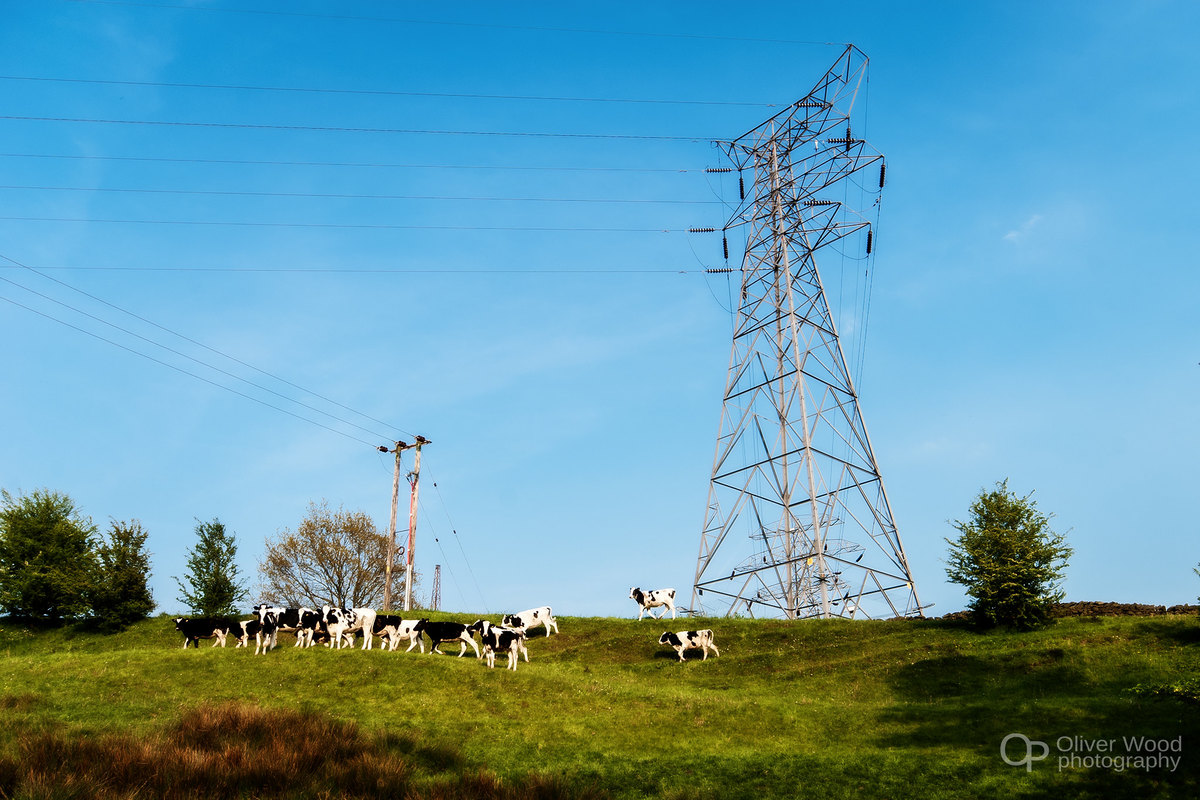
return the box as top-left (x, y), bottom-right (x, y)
top-left (945, 480), bottom-right (1072, 630)
top-left (90, 519), bottom-right (155, 630)
top-left (257, 500), bottom-right (404, 609)
top-left (174, 517), bottom-right (247, 616)
top-left (0, 488), bottom-right (98, 621)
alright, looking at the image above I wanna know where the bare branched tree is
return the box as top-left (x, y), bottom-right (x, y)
top-left (257, 500), bottom-right (405, 609)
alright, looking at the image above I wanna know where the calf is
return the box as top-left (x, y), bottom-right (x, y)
top-left (630, 587), bottom-right (676, 620)
top-left (322, 606), bottom-right (379, 650)
top-left (468, 620), bottom-right (528, 671)
top-left (373, 615), bottom-right (427, 653)
top-left (421, 620), bottom-right (480, 658)
top-left (501, 606), bottom-right (558, 637)
top-left (173, 617), bottom-right (236, 649)
top-left (659, 629), bottom-right (720, 662)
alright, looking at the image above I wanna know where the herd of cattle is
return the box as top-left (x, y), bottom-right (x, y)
top-left (170, 587), bottom-right (721, 668)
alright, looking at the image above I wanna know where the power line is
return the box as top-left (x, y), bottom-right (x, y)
top-left (0, 263), bottom-right (701, 274)
top-left (0, 215), bottom-right (681, 233)
top-left (0, 74), bottom-right (777, 108)
top-left (63, 0), bottom-right (845, 47)
top-left (0, 114), bottom-right (711, 142)
top-left (0, 183), bottom-right (719, 205)
top-left (0, 291), bottom-right (381, 448)
top-left (0, 251), bottom-right (414, 443)
top-left (0, 271), bottom-right (400, 442)
top-left (0, 152), bottom-right (698, 173)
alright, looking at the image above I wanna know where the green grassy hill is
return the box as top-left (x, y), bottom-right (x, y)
top-left (1, 613), bottom-right (1196, 799)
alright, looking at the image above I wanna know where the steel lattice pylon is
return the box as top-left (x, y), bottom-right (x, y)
top-left (692, 46), bottom-right (922, 620)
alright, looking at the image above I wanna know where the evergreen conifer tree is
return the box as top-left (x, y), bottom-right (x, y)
top-left (945, 480), bottom-right (1072, 630)
top-left (174, 517), bottom-right (247, 616)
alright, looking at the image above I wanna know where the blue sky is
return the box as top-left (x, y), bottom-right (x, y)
top-left (1, 1), bottom-right (1197, 619)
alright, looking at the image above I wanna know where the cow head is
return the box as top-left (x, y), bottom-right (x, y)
top-left (173, 618), bottom-right (185, 630)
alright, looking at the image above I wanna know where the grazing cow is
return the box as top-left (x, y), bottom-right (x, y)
top-left (373, 615), bottom-right (427, 653)
top-left (173, 617), bottom-right (236, 649)
top-left (629, 587), bottom-right (676, 620)
top-left (322, 606), bottom-right (379, 650)
top-left (659, 629), bottom-right (720, 662)
top-left (468, 620), bottom-right (528, 671)
top-left (501, 606), bottom-right (558, 637)
top-left (421, 620), bottom-right (480, 658)
top-left (252, 605), bottom-right (322, 649)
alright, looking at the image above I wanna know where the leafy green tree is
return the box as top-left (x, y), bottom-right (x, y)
top-left (945, 480), bottom-right (1072, 630)
top-left (0, 488), bottom-right (98, 621)
top-left (90, 519), bottom-right (155, 630)
top-left (174, 517), bottom-right (247, 616)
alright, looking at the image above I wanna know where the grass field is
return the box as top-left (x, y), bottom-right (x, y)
top-left (0, 612), bottom-right (1197, 799)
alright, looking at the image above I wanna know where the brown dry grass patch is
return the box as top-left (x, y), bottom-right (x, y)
top-left (0, 702), bottom-right (603, 800)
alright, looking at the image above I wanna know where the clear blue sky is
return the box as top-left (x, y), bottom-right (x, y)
top-left (1, 1), bottom-right (1197, 618)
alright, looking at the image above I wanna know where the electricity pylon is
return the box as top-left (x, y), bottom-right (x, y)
top-left (692, 45), bottom-right (922, 620)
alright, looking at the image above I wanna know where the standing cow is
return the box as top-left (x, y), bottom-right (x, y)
top-left (629, 587), bottom-right (676, 620)
top-left (174, 617), bottom-right (236, 649)
top-left (468, 620), bottom-right (528, 671)
top-left (373, 615), bottom-right (427, 653)
top-left (659, 629), bottom-right (720, 662)
top-left (501, 606), bottom-right (558, 637)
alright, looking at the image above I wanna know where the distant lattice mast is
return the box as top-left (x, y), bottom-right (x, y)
top-left (431, 564), bottom-right (442, 611)
top-left (692, 45), bottom-right (922, 620)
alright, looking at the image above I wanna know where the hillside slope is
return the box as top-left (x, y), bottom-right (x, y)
top-left (1, 613), bottom-right (1196, 799)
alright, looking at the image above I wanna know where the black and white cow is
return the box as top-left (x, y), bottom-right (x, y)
top-left (468, 620), bottom-right (528, 671)
top-left (659, 629), bottom-right (720, 662)
top-left (233, 617), bottom-right (261, 649)
top-left (173, 617), bottom-right (236, 649)
top-left (501, 606), bottom-right (558, 637)
top-left (322, 605), bottom-right (379, 650)
top-left (252, 605), bottom-right (322, 649)
top-left (421, 620), bottom-right (480, 658)
top-left (630, 587), bottom-right (676, 620)
top-left (373, 615), bottom-right (427, 653)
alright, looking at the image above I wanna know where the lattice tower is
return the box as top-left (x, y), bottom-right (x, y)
top-left (692, 45), bottom-right (922, 620)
